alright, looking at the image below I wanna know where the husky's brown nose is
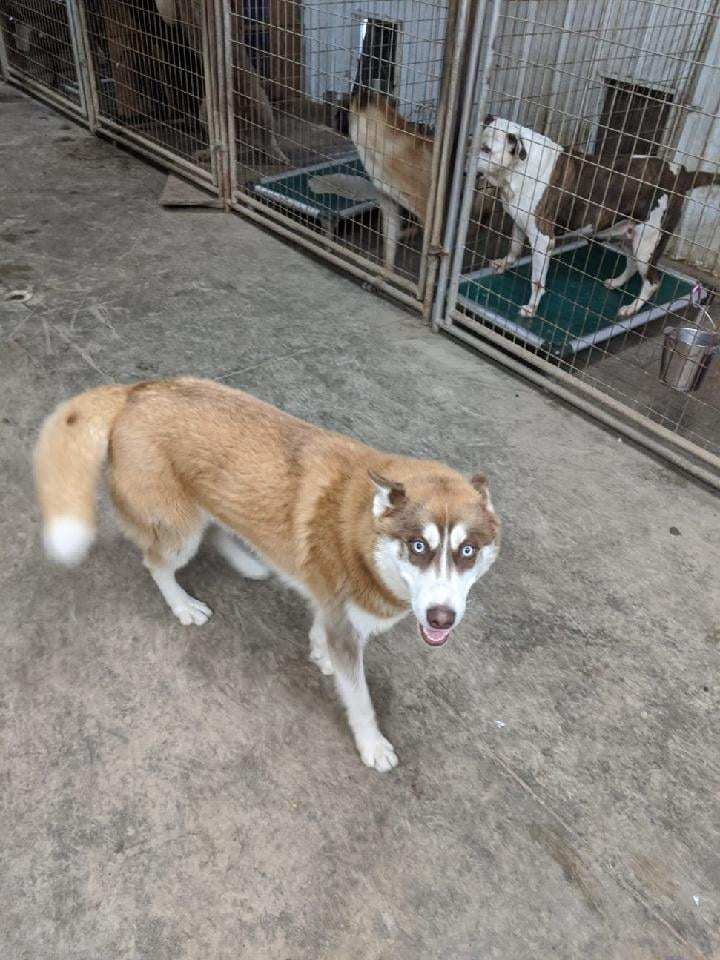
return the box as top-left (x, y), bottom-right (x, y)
top-left (426, 606), bottom-right (456, 630)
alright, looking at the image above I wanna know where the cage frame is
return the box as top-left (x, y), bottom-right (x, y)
top-left (0, 0), bottom-right (92, 124)
top-left (222, 0), bottom-right (471, 313)
top-left (436, 0), bottom-right (720, 489)
top-left (73, 0), bottom-right (226, 192)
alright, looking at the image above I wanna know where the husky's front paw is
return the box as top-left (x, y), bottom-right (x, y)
top-left (309, 648), bottom-right (334, 676)
top-left (172, 596), bottom-right (212, 626)
top-left (358, 732), bottom-right (398, 772)
top-left (519, 301), bottom-right (537, 317)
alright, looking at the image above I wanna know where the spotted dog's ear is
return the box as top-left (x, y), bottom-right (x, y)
top-left (484, 113), bottom-right (496, 126)
top-left (507, 132), bottom-right (527, 161)
top-left (368, 471), bottom-right (407, 517)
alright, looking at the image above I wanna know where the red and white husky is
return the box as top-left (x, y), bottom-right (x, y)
top-left (35, 378), bottom-right (500, 771)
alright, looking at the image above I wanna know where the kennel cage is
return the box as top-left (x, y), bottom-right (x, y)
top-left (0, 0), bottom-right (89, 119)
top-left (3, 0), bottom-right (720, 484)
top-left (223, 0), bottom-right (467, 309)
top-left (437, 0), bottom-right (720, 483)
top-left (75, 0), bottom-right (225, 188)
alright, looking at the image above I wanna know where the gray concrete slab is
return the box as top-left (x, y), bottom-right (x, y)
top-left (1, 84), bottom-right (719, 960)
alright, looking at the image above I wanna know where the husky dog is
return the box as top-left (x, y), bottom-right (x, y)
top-left (478, 116), bottom-right (720, 318)
top-left (35, 379), bottom-right (500, 771)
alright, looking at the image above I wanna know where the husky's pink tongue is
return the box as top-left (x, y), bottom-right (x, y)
top-left (419, 624), bottom-right (452, 647)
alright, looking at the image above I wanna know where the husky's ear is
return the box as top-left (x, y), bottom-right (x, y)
top-left (507, 132), bottom-right (527, 161)
top-left (368, 470), bottom-right (407, 517)
top-left (470, 472), bottom-right (488, 494)
top-left (484, 113), bottom-right (496, 126)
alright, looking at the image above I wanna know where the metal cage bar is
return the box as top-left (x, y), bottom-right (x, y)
top-left (1, 0), bottom-right (90, 121)
top-left (440, 0), bottom-right (720, 486)
top-left (76, 0), bottom-right (224, 190)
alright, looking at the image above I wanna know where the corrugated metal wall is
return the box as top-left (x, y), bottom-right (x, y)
top-left (302, 0), bottom-right (448, 123)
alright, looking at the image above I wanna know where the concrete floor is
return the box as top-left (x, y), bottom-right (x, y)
top-left (2, 83), bottom-right (719, 960)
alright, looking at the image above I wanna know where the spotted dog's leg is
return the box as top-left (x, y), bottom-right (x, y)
top-left (618, 197), bottom-right (668, 318)
top-left (491, 220), bottom-right (525, 273)
top-left (520, 221), bottom-right (553, 318)
top-left (143, 525), bottom-right (212, 626)
top-left (604, 255), bottom-right (637, 291)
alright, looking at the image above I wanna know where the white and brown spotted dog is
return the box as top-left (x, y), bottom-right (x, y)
top-left (478, 116), bottom-right (720, 318)
top-left (35, 379), bottom-right (499, 772)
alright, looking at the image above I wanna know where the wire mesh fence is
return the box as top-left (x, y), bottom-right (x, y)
top-left (441, 0), bottom-right (720, 482)
top-left (225, 0), bottom-right (459, 303)
top-left (2, 0), bottom-right (719, 483)
top-left (1, 0), bottom-right (87, 116)
top-left (78, 0), bottom-right (220, 185)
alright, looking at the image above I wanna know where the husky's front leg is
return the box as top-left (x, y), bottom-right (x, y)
top-left (520, 224), bottom-right (553, 317)
top-left (326, 616), bottom-right (397, 772)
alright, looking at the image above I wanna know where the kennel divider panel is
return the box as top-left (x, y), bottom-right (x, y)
top-left (1, 0), bottom-right (90, 122)
top-left (78, 0), bottom-right (224, 191)
top-left (225, 0), bottom-right (463, 311)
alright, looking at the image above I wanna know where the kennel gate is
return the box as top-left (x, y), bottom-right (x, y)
top-left (73, 0), bottom-right (227, 190)
top-left (221, 0), bottom-right (469, 310)
top-left (0, 0), bottom-right (91, 121)
top-left (436, 0), bottom-right (720, 487)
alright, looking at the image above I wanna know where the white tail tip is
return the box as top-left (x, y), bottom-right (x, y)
top-left (44, 516), bottom-right (94, 567)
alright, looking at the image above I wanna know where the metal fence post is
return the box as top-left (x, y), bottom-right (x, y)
top-left (68, 0), bottom-right (97, 129)
top-left (208, 0), bottom-right (232, 204)
top-left (0, 16), bottom-right (10, 82)
top-left (433, 0), bottom-right (502, 332)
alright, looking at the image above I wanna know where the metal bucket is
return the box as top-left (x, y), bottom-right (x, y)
top-left (660, 325), bottom-right (720, 393)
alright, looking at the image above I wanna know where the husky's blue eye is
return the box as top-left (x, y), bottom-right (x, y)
top-left (461, 543), bottom-right (475, 559)
top-left (410, 539), bottom-right (427, 555)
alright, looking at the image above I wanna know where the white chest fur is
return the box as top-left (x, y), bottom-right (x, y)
top-left (346, 601), bottom-right (409, 640)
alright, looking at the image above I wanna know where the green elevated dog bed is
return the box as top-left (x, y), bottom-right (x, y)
top-left (253, 154), bottom-right (377, 222)
top-left (458, 240), bottom-right (705, 357)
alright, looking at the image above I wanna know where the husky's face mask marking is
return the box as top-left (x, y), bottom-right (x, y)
top-left (370, 471), bottom-right (500, 646)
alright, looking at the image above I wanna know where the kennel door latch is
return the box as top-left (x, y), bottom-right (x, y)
top-left (428, 244), bottom-right (449, 259)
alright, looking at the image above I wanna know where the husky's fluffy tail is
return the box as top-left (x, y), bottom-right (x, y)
top-left (34, 384), bottom-right (131, 566)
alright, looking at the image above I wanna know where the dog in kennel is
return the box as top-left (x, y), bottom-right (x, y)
top-left (477, 115), bottom-right (720, 319)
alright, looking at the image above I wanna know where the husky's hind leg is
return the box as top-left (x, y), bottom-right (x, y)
top-left (309, 608), bottom-right (334, 676)
top-left (109, 449), bottom-right (211, 625)
top-left (213, 528), bottom-right (270, 580)
top-left (144, 525), bottom-right (211, 625)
